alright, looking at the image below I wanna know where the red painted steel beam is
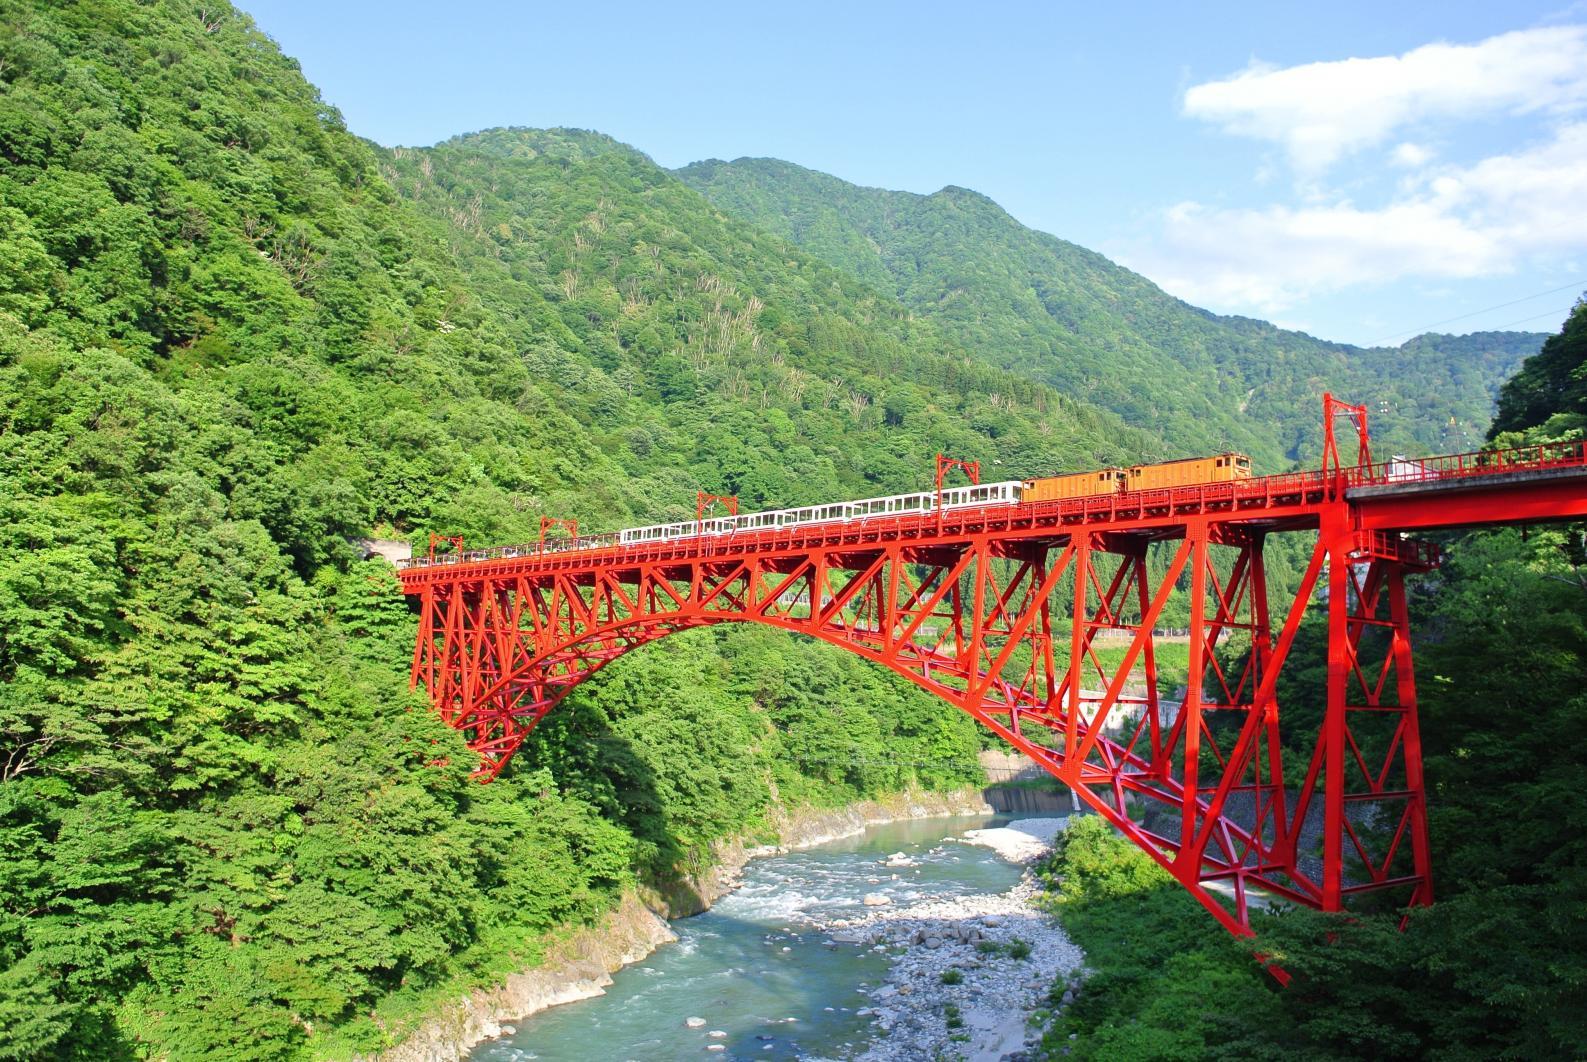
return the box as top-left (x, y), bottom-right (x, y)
top-left (1351, 469), bottom-right (1587, 530)
top-left (395, 430), bottom-right (1587, 938)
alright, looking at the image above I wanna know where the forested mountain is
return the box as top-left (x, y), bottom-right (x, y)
top-left (0, 2), bottom-right (1127, 1054)
top-left (677, 157), bottom-right (1545, 464)
top-left (1490, 295), bottom-right (1587, 440)
top-left (0, 0), bottom-right (1567, 1058)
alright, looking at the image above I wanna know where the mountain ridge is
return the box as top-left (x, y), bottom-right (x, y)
top-left (0, 2), bottom-right (1575, 1056)
top-left (676, 154), bottom-right (1547, 463)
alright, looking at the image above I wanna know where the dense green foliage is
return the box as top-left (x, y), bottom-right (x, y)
top-left (1031, 305), bottom-right (1587, 1060)
top-left (0, 3), bottom-right (1011, 1055)
top-left (677, 157), bottom-right (1543, 466)
top-left (0, 0), bottom-right (1567, 1056)
top-left (1489, 298), bottom-right (1587, 441)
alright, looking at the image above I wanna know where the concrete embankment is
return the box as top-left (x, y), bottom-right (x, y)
top-left (980, 749), bottom-right (1075, 815)
top-left (369, 787), bottom-right (994, 1062)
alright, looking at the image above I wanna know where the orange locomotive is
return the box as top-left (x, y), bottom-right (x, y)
top-left (1021, 452), bottom-right (1251, 502)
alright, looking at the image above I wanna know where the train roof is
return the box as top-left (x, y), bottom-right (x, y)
top-left (1128, 452), bottom-right (1249, 467)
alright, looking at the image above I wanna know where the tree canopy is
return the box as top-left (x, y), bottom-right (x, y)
top-left (0, 0), bottom-right (1566, 1056)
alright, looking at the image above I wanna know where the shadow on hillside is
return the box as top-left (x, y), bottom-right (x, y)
top-left (515, 705), bottom-right (716, 912)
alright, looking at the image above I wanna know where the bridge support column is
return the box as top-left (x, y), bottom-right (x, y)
top-left (401, 509), bottom-right (1438, 933)
top-left (1312, 523), bottom-right (1436, 914)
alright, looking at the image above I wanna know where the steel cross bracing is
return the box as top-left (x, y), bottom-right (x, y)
top-left (398, 435), bottom-right (1587, 936)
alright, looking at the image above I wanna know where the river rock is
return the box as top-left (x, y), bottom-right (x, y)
top-left (377, 792), bottom-right (998, 1062)
top-left (708, 1029), bottom-right (727, 1038)
top-left (685, 1016), bottom-right (706, 1028)
top-left (862, 892), bottom-right (892, 906)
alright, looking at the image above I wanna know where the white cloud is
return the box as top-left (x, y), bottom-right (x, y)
top-left (1127, 123), bottom-right (1587, 315)
top-left (1183, 27), bottom-right (1587, 171)
top-left (1390, 142), bottom-right (1433, 168)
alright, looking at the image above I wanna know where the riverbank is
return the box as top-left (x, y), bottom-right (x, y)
top-left (370, 787), bottom-right (994, 1062)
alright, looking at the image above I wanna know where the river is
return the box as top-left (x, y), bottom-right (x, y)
top-left (469, 814), bottom-right (1056, 1061)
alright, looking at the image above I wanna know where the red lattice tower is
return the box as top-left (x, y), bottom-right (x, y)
top-left (399, 399), bottom-right (1587, 936)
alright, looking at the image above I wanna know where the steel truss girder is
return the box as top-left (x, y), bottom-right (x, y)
top-left (408, 519), bottom-right (1434, 935)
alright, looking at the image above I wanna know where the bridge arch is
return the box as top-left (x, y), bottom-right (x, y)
top-left (406, 519), bottom-right (1436, 937)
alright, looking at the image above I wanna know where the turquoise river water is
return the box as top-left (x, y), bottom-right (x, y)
top-left (470, 813), bottom-right (1027, 1061)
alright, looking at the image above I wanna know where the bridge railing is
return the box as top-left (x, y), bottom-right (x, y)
top-left (403, 532), bottom-right (623, 569)
top-left (397, 440), bottom-right (1587, 571)
top-left (1351, 439), bottom-right (1587, 487)
top-left (397, 469), bottom-right (1340, 570)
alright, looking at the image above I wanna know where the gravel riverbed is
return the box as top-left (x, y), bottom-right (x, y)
top-left (813, 819), bottom-right (1085, 1062)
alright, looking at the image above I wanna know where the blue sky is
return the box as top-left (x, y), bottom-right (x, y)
top-left (246, 1), bottom-right (1587, 346)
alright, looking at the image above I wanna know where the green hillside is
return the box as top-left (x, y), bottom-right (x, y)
top-left (0, 4), bottom-right (1142, 1055)
top-left (676, 157), bottom-right (1545, 465)
top-left (0, 0), bottom-right (1564, 1057)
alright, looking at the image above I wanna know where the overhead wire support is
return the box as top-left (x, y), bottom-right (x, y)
top-left (935, 453), bottom-right (981, 531)
top-left (538, 517), bottom-right (578, 551)
top-left (696, 491), bottom-right (739, 537)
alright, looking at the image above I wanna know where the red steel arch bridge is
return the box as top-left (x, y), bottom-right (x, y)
top-left (396, 398), bottom-right (1587, 937)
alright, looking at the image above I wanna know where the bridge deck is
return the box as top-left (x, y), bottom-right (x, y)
top-left (400, 440), bottom-right (1587, 584)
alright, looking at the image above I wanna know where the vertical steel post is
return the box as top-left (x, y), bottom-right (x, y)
top-left (1178, 521), bottom-right (1209, 866)
top-left (1064, 533), bottom-right (1092, 772)
top-left (1387, 564), bottom-right (1435, 909)
top-left (1322, 529), bottom-right (1352, 910)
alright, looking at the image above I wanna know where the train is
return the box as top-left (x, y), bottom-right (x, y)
top-left (616, 452), bottom-right (1252, 546)
top-left (1025, 452), bottom-right (1252, 499)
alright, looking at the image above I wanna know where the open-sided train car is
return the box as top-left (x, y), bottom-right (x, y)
top-left (617, 480), bottom-right (1024, 545)
top-left (614, 453), bottom-right (1254, 548)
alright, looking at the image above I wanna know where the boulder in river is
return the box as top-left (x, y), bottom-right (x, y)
top-left (862, 892), bottom-right (892, 906)
top-left (685, 1016), bottom-right (706, 1028)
